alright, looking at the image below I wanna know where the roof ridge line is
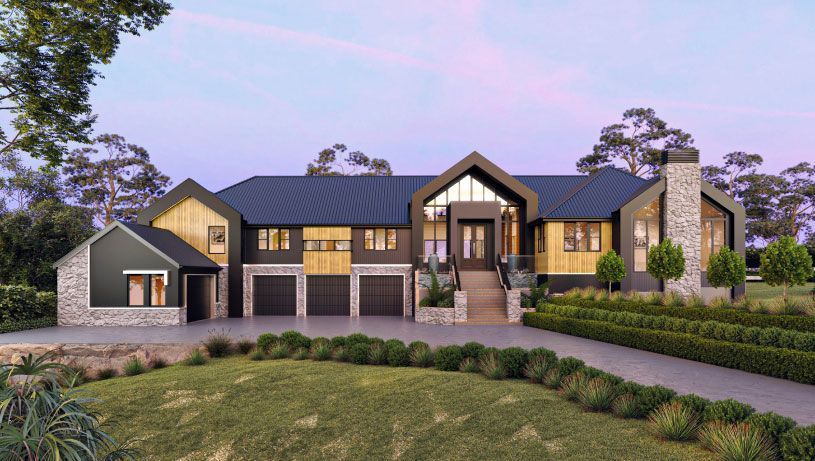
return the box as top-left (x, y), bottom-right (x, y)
top-left (538, 167), bottom-right (610, 218)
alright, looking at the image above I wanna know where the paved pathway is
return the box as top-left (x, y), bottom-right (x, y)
top-left (2, 317), bottom-right (813, 424)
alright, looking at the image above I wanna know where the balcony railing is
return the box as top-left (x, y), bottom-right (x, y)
top-left (498, 254), bottom-right (536, 274)
top-left (414, 255), bottom-right (452, 274)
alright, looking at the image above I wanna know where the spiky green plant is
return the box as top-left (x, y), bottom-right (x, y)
top-left (292, 347), bottom-right (309, 360)
top-left (523, 356), bottom-right (552, 384)
top-left (479, 353), bottom-right (505, 380)
top-left (559, 372), bottom-right (589, 402)
top-left (410, 345), bottom-right (434, 368)
top-left (458, 357), bottom-right (479, 373)
top-left (699, 422), bottom-right (775, 461)
top-left (310, 343), bottom-right (332, 361)
top-left (184, 350), bottom-right (208, 366)
top-left (122, 357), bottom-right (146, 376)
top-left (578, 378), bottom-right (617, 412)
top-left (611, 394), bottom-right (639, 419)
top-left (648, 402), bottom-right (700, 441)
top-left (249, 349), bottom-right (266, 361)
top-left (542, 368), bottom-right (562, 389)
top-left (368, 343), bottom-right (387, 365)
top-left (269, 343), bottom-right (290, 360)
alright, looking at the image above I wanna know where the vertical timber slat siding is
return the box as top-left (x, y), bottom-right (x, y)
top-left (303, 227), bottom-right (352, 274)
top-left (541, 221), bottom-right (612, 273)
top-left (152, 196), bottom-right (229, 265)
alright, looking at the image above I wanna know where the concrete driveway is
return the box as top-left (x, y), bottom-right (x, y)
top-left (1, 316), bottom-right (814, 424)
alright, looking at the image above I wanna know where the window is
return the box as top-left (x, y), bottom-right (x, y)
top-left (501, 206), bottom-right (521, 256)
top-left (564, 222), bottom-right (601, 252)
top-left (208, 226), bottom-right (225, 254)
top-left (128, 275), bottom-right (144, 306)
top-left (304, 240), bottom-right (352, 251)
top-left (633, 198), bottom-right (660, 272)
top-left (364, 228), bottom-right (397, 251)
top-left (537, 223), bottom-right (545, 253)
top-left (257, 228), bottom-right (290, 251)
top-left (150, 274), bottom-right (166, 306)
top-left (701, 200), bottom-right (727, 270)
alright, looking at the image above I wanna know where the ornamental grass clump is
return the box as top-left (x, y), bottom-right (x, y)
top-left (249, 349), bottom-right (266, 361)
top-left (458, 357), bottom-right (479, 373)
top-left (310, 343), bottom-right (332, 361)
top-left (149, 357), bottom-right (168, 369)
top-left (269, 343), bottom-right (290, 360)
top-left (479, 352), bottom-right (506, 380)
top-left (333, 346), bottom-right (350, 362)
top-left (542, 369), bottom-right (562, 389)
top-left (123, 357), bottom-right (146, 376)
top-left (578, 378), bottom-right (617, 412)
top-left (523, 356), bottom-right (552, 383)
top-left (184, 349), bottom-right (208, 366)
top-left (96, 367), bottom-right (117, 380)
top-left (292, 347), bottom-right (309, 360)
top-left (662, 291), bottom-right (685, 307)
top-left (237, 338), bottom-right (256, 355)
top-left (611, 394), bottom-right (639, 419)
top-left (410, 345), bottom-right (434, 368)
top-left (648, 402), bottom-right (700, 441)
top-left (559, 371), bottom-right (588, 402)
top-left (203, 329), bottom-right (233, 357)
top-left (368, 343), bottom-right (387, 365)
top-left (699, 422), bottom-right (775, 461)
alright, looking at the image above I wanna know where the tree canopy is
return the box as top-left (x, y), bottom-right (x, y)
top-left (595, 249), bottom-right (626, 292)
top-left (706, 247), bottom-right (747, 289)
top-left (0, 0), bottom-right (172, 164)
top-left (306, 144), bottom-right (393, 176)
top-left (759, 236), bottom-right (813, 302)
top-left (646, 238), bottom-right (686, 283)
top-left (577, 108), bottom-right (694, 177)
top-left (701, 151), bottom-right (763, 198)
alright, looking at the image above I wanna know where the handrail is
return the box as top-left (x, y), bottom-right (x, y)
top-left (451, 254), bottom-right (461, 291)
top-left (496, 253), bottom-right (511, 292)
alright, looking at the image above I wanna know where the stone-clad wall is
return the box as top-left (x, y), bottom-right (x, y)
top-left (215, 266), bottom-right (229, 318)
top-left (242, 265), bottom-right (305, 317)
top-left (663, 161), bottom-right (702, 297)
top-left (57, 247), bottom-right (185, 326)
top-left (352, 265), bottom-right (414, 316)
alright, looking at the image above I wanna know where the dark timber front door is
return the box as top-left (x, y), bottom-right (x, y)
top-left (186, 275), bottom-right (212, 322)
top-left (460, 223), bottom-right (489, 270)
top-left (306, 275), bottom-right (350, 315)
top-left (253, 275), bottom-right (296, 315)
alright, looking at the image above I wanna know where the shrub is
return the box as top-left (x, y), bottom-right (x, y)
top-left (673, 394), bottom-right (712, 415)
top-left (596, 249), bottom-right (626, 292)
top-left (368, 343), bottom-right (387, 365)
top-left (329, 336), bottom-right (348, 348)
top-left (745, 412), bottom-right (797, 446)
top-left (760, 236), bottom-right (813, 303)
top-left (420, 270), bottom-right (454, 307)
top-left (411, 345), bottom-right (434, 368)
top-left (311, 343), bottom-right (332, 361)
top-left (349, 343), bottom-right (370, 364)
top-left (634, 385), bottom-right (677, 418)
top-left (62, 364), bottom-right (89, 386)
top-left (523, 356), bottom-right (552, 383)
top-left (434, 345), bottom-right (464, 371)
top-left (616, 381), bottom-right (645, 397)
top-left (203, 329), bottom-right (233, 357)
top-left (612, 394), bottom-right (639, 419)
top-left (386, 343), bottom-right (411, 367)
top-left (780, 425), bottom-right (815, 461)
top-left (280, 330), bottom-right (311, 349)
top-left (409, 340), bottom-right (430, 351)
top-left (123, 357), bottom-right (146, 376)
top-left (0, 285), bottom-right (57, 322)
top-left (498, 347), bottom-right (529, 379)
top-left (542, 368), bottom-right (562, 389)
top-left (699, 422), bottom-right (775, 461)
top-left (96, 367), bottom-right (117, 380)
top-left (462, 341), bottom-right (486, 359)
top-left (249, 349), bottom-right (266, 361)
top-left (647, 238), bottom-right (685, 285)
top-left (560, 371), bottom-right (588, 402)
top-left (648, 402), bottom-right (700, 441)
top-left (150, 357), bottom-right (168, 369)
top-left (556, 357), bottom-right (585, 377)
top-left (311, 336), bottom-right (329, 346)
top-left (707, 246), bottom-right (747, 289)
top-left (479, 352), bottom-right (505, 380)
top-left (185, 349), bottom-right (208, 366)
top-left (292, 347), bottom-right (309, 360)
top-left (269, 343), bottom-right (290, 360)
top-left (524, 280), bottom-right (550, 307)
top-left (0, 317), bottom-right (57, 334)
top-left (237, 339), bottom-right (256, 355)
top-left (384, 338), bottom-right (406, 353)
top-left (256, 333), bottom-right (279, 353)
top-left (333, 346), bottom-right (349, 362)
top-left (578, 378), bottom-right (617, 412)
top-left (459, 357), bottom-right (479, 373)
top-left (704, 399), bottom-right (755, 424)
top-left (528, 347), bottom-right (558, 367)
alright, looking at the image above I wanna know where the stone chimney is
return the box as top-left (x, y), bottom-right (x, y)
top-left (661, 149), bottom-right (701, 297)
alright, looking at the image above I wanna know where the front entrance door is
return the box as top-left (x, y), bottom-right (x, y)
top-left (460, 223), bottom-right (489, 270)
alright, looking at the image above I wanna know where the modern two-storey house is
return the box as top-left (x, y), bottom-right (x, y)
top-left (53, 150), bottom-right (745, 326)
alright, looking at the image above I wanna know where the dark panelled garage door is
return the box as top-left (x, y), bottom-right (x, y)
top-left (186, 275), bottom-right (212, 322)
top-left (359, 275), bottom-right (404, 316)
top-left (306, 275), bottom-right (350, 316)
top-left (253, 275), bottom-right (297, 315)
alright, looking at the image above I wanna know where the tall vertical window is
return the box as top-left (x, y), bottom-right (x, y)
top-left (257, 228), bottom-right (290, 251)
top-left (501, 206), bottom-right (520, 256)
top-left (208, 226), bottom-right (226, 254)
top-left (537, 223), bottom-right (546, 253)
top-left (633, 198), bottom-right (660, 272)
top-left (150, 274), bottom-right (166, 306)
top-left (128, 275), bottom-right (145, 306)
top-left (564, 222), bottom-right (601, 252)
top-left (701, 200), bottom-right (727, 270)
top-left (364, 228), bottom-right (397, 251)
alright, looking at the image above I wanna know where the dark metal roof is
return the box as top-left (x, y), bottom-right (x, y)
top-left (540, 167), bottom-right (650, 219)
top-left (215, 172), bottom-right (645, 225)
top-left (119, 221), bottom-right (221, 269)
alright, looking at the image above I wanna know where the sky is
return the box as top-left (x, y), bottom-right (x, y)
top-left (86, 0), bottom-right (815, 191)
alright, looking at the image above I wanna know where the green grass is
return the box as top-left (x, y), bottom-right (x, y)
top-left (746, 281), bottom-right (814, 302)
top-left (84, 357), bottom-right (712, 460)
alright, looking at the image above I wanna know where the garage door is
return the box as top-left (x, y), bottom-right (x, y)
top-left (253, 275), bottom-right (297, 315)
top-left (306, 275), bottom-right (350, 316)
top-left (186, 275), bottom-right (212, 322)
top-left (359, 275), bottom-right (404, 316)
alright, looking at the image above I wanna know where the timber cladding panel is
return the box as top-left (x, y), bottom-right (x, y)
top-left (540, 221), bottom-right (612, 273)
top-left (303, 227), bottom-right (352, 274)
top-left (151, 196), bottom-right (229, 265)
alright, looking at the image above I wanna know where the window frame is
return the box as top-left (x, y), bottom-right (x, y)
top-left (127, 274), bottom-right (146, 307)
top-left (701, 200), bottom-right (728, 270)
top-left (257, 228), bottom-right (291, 251)
top-left (563, 221), bottom-right (601, 253)
top-left (149, 274), bottom-right (166, 307)
top-left (303, 240), bottom-right (352, 251)
top-left (364, 228), bottom-right (397, 251)
top-left (207, 226), bottom-right (226, 254)
top-left (537, 223), bottom-right (545, 253)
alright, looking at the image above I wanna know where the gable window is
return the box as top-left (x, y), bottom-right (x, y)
top-left (208, 226), bottom-right (226, 254)
top-left (633, 198), bottom-right (660, 272)
top-left (364, 228), bottom-right (397, 250)
top-left (537, 223), bottom-right (545, 253)
top-left (564, 222), bottom-right (600, 252)
top-left (304, 240), bottom-right (352, 251)
top-left (257, 228), bottom-right (290, 251)
top-left (701, 200), bottom-right (727, 270)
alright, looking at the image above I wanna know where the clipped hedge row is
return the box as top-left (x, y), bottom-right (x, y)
top-left (539, 303), bottom-right (815, 353)
top-left (524, 312), bottom-right (815, 384)
top-left (0, 286), bottom-right (57, 322)
top-left (546, 296), bottom-right (815, 333)
top-left (0, 317), bottom-right (57, 334)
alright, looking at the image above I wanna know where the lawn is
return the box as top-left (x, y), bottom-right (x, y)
top-left (746, 281), bottom-right (815, 302)
top-left (84, 357), bottom-right (712, 461)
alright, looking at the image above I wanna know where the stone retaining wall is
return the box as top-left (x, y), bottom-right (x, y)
top-left (415, 306), bottom-right (455, 325)
top-left (506, 289), bottom-right (523, 323)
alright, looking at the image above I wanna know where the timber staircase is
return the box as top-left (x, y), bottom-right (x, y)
top-left (457, 271), bottom-right (512, 325)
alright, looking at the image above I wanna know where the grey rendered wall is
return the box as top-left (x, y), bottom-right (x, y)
top-left (89, 227), bottom-right (179, 307)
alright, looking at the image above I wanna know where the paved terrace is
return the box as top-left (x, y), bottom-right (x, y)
top-left (1, 317), bottom-right (813, 425)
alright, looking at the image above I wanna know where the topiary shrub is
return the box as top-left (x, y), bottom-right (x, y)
top-left (707, 246), bottom-right (747, 290)
top-left (383, 338), bottom-right (406, 353)
top-left (780, 425), bottom-right (815, 461)
top-left (745, 412), bottom-right (797, 446)
top-left (596, 249), bottom-right (626, 293)
top-left (311, 336), bottom-right (330, 346)
top-left (349, 343), bottom-right (370, 364)
top-left (634, 385), bottom-right (677, 418)
top-left (256, 333), bottom-right (279, 353)
top-left (528, 347), bottom-right (557, 368)
top-left (673, 394), bottom-right (712, 415)
top-left (386, 343), bottom-right (411, 367)
top-left (409, 340), bottom-right (430, 351)
top-left (646, 238), bottom-right (686, 287)
top-left (461, 341), bottom-right (486, 359)
top-left (498, 347), bottom-right (529, 379)
top-left (280, 330), bottom-right (311, 350)
top-left (704, 398), bottom-right (755, 424)
top-left (556, 357), bottom-right (585, 377)
top-left (760, 236), bottom-right (813, 303)
top-left (346, 333), bottom-right (371, 347)
top-left (329, 336), bottom-right (348, 348)
top-left (434, 345), bottom-right (464, 371)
